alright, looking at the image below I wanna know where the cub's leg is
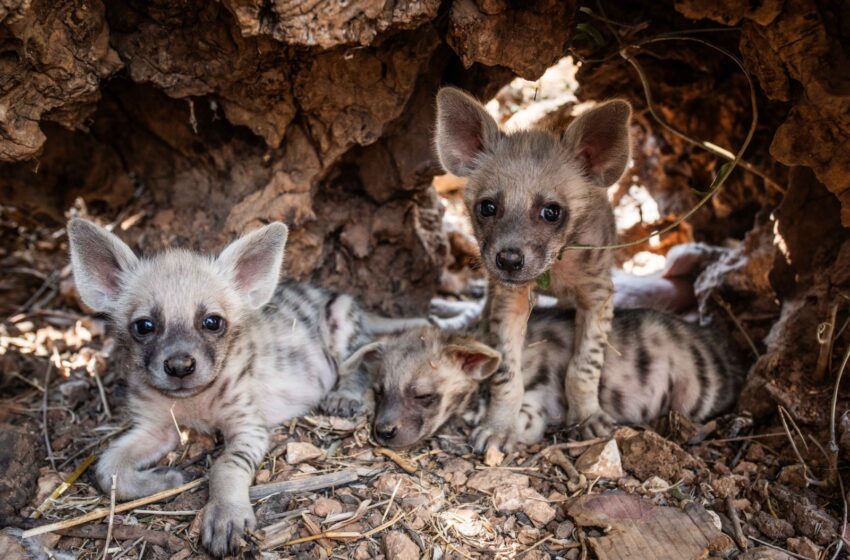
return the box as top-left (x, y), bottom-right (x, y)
top-left (96, 421), bottom-right (184, 500)
top-left (565, 274), bottom-right (616, 439)
top-left (472, 281), bottom-right (533, 452)
top-left (202, 413), bottom-right (269, 557)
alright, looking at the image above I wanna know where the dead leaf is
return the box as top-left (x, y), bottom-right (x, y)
top-left (566, 491), bottom-right (735, 560)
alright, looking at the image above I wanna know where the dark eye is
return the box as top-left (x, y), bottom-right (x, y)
top-left (540, 204), bottom-right (562, 223)
top-left (132, 319), bottom-right (155, 337)
top-left (478, 199), bottom-right (497, 218)
top-left (415, 393), bottom-right (438, 407)
top-left (202, 315), bottom-right (224, 332)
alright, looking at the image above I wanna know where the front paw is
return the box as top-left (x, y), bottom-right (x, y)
top-left (201, 500), bottom-right (256, 557)
top-left (320, 391), bottom-right (363, 417)
top-left (97, 466), bottom-right (186, 500)
top-left (470, 423), bottom-right (516, 454)
top-left (566, 409), bottom-right (616, 440)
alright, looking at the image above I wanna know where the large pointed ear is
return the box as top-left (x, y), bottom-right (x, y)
top-left (341, 340), bottom-right (385, 376)
top-left (217, 223), bottom-right (288, 308)
top-left (435, 87), bottom-right (502, 177)
top-left (67, 218), bottom-right (139, 312)
top-left (445, 335), bottom-right (502, 381)
top-left (561, 99), bottom-right (632, 188)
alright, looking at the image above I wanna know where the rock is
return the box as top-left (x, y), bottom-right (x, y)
top-left (517, 526), bottom-right (540, 545)
top-left (612, 426), bottom-right (641, 446)
top-left (440, 508), bottom-right (486, 538)
top-left (467, 469), bottom-right (529, 493)
top-left (753, 511), bottom-right (795, 541)
top-left (769, 483), bottom-right (839, 545)
top-left (642, 476), bottom-right (670, 492)
top-left (0, 424), bottom-right (40, 515)
top-left (383, 530), bottom-right (419, 560)
top-left (311, 497), bottom-right (343, 518)
top-left (786, 536), bottom-right (822, 559)
top-left (353, 541), bottom-right (373, 560)
top-left (521, 490), bottom-right (557, 526)
top-left (447, 0), bottom-right (576, 78)
top-left (285, 442), bottom-right (324, 465)
top-left (483, 445), bottom-right (505, 467)
top-left (575, 439), bottom-right (624, 479)
top-left (254, 469), bottom-right (271, 484)
top-left (493, 485), bottom-right (557, 526)
top-left (738, 547), bottom-right (793, 560)
top-left (620, 430), bottom-right (705, 482)
top-left (493, 485), bottom-right (524, 512)
top-left (555, 520), bottom-right (575, 540)
top-left (710, 475), bottom-right (741, 499)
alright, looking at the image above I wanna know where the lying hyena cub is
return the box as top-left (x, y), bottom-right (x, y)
top-left (435, 88), bottom-right (631, 449)
top-left (67, 219), bottom-right (432, 557)
top-left (369, 308), bottom-right (742, 449)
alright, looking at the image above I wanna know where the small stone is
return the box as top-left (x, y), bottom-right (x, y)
top-left (575, 439), bottom-right (624, 479)
top-left (285, 441), bottom-right (324, 465)
top-left (642, 476), bottom-right (670, 492)
top-left (518, 526), bottom-right (540, 545)
top-left (440, 508), bottom-right (484, 538)
top-left (710, 475), bottom-right (740, 499)
top-left (311, 497), bottom-right (343, 518)
top-left (786, 536), bottom-right (822, 559)
top-left (738, 546), bottom-right (793, 560)
top-left (484, 445), bottom-right (505, 466)
top-left (493, 485), bottom-right (524, 512)
top-left (493, 486), bottom-right (556, 525)
top-left (353, 541), bottom-right (372, 560)
top-left (170, 550), bottom-right (193, 560)
top-left (58, 379), bottom-right (90, 407)
top-left (753, 510), bottom-right (795, 540)
top-left (555, 520), bottom-right (575, 540)
top-left (613, 425), bottom-right (640, 445)
top-left (467, 468), bottom-right (529, 493)
top-left (254, 469), bottom-right (271, 484)
top-left (521, 491), bottom-right (556, 525)
top-left (383, 530), bottom-right (419, 560)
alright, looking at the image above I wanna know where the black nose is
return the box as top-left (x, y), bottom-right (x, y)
top-left (495, 248), bottom-right (524, 272)
top-left (163, 354), bottom-right (196, 378)
top-left (375, 424), bottom-right (398, 443)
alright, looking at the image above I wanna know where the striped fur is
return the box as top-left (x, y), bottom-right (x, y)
top-left (367, 308), bottom-right (743, 449)
top-left (68, 219), bottom-right (429, 557)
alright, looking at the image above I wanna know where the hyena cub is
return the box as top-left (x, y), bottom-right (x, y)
top-left (435, 88), bottom-right (631, 449)
top-left (68, 219), bottom-right (429, 557)
top-left (369, 308), bottom-right (742, 449)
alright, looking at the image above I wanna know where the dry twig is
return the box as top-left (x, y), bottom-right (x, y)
top-left (101, 474), bottom-right (117, 560)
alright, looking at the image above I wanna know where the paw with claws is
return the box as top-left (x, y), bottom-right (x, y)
top-left (201, 499), bottom-right (256, 557)
top-left (320, 391), bottom-right (363, 417)
top-left (566, 408), bottom-right (616, 440)
top-left (97, 466), bottom-right (186, 501)
top-left (470, 423), bottom-right (516, 454)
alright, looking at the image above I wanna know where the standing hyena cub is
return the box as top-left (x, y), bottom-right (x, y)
top-left (435, 88), bottom-right (631, 449)
top-left (68, 219), bottom-right (430, 557)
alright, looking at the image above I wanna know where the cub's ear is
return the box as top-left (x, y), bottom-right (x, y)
top-left (561, 99), bottom-right (632, 188)
top-left (67, 218), bottom-right (139, 312)
top-left (445, 335), bottom-right (502, 381)
top-left (340, 340), bottom-right (385, 376)
top-left (435, 87), bottom-right (502, 177)
top-left (217, 222), bottom-right (288, 309)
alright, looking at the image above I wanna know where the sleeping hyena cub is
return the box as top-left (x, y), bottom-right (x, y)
top-left (368, 308), bottom-right (742, 449)
top-left (435, 88), bottom-right (631, 449)
top-left (68, 219), bottom-right (432, 557)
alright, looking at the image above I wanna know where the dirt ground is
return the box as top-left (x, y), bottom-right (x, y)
top-left (1, 63), bottom-right (849, 560)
